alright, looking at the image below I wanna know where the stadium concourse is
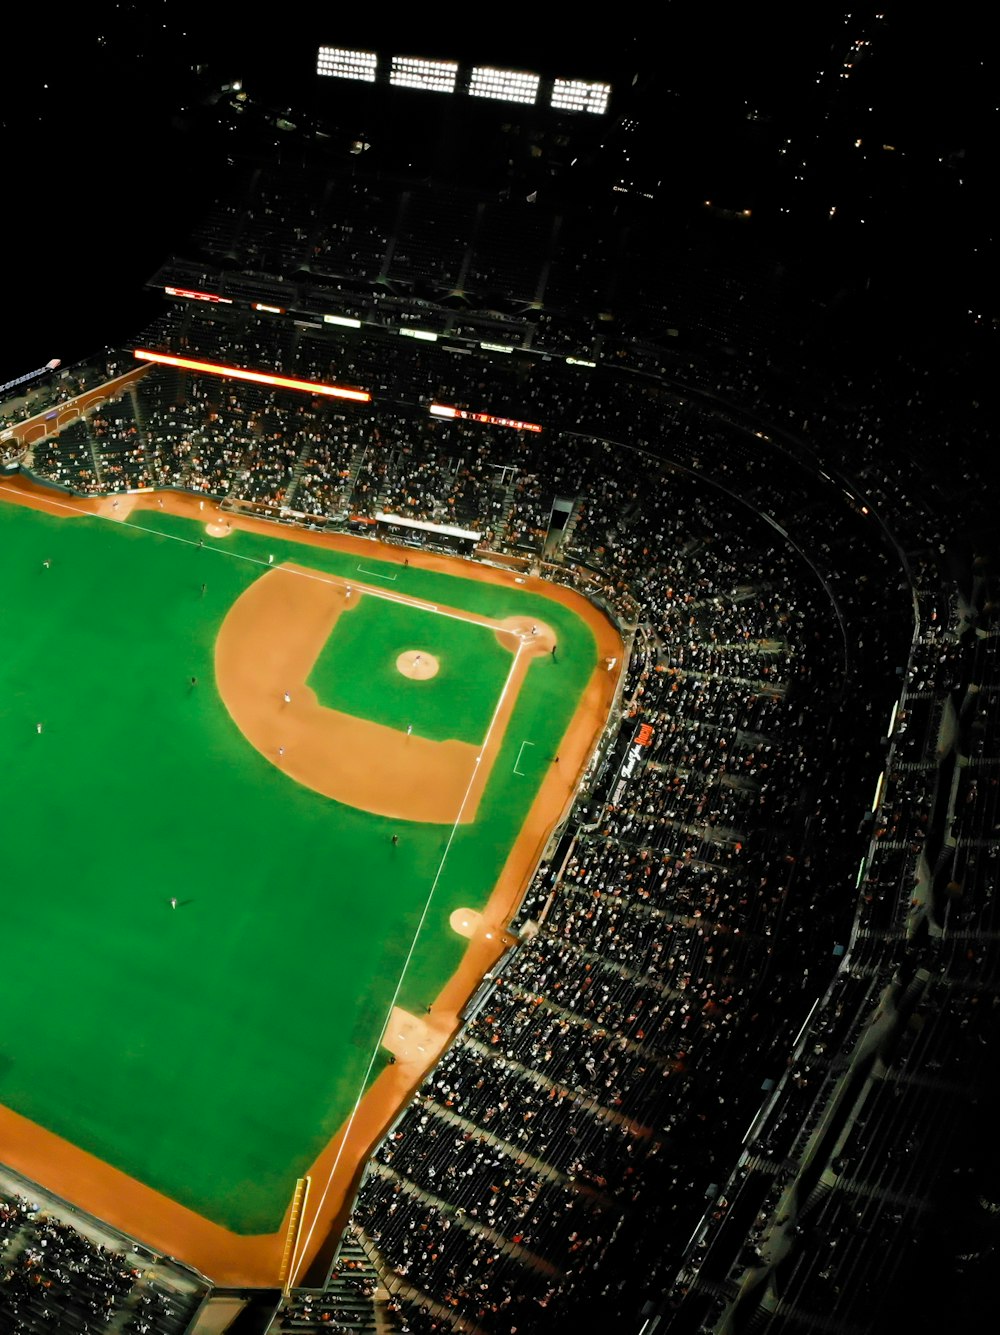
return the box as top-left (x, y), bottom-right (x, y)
top-left (2, 173), bottom-right (998, 1335)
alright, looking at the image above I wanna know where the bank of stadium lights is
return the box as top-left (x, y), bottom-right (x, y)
top-left (469, 66), bottom-right (539, 105)
top-left (316, 46), bottom-right (377, 82)
top-left (314, 48), bottom-right (610, 112)
top-left (551, 77), bottom-right (610, 115)
top-left (390, 56), bottom-right (458, 94)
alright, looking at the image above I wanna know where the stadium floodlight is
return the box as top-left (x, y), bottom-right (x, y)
top-left (390, 55), bottom-right (458, 93)
top-left (551, 77), bottom-right (611, 115)
top-left (133, 349), bottom-right (371, 402)
top-left (468, 66), bottom-right (539, 105)
top-left (316, 46), bottom-right (378, 82)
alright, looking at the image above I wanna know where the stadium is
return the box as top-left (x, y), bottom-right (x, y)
top-left (1, 14), bottom-right (998, 1335)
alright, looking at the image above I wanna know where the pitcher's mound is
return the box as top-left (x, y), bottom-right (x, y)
top-left (396, 650), bottom-right (439, 680)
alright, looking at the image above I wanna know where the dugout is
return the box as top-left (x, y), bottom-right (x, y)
top-left (375, 510), bottom-right (481, 555)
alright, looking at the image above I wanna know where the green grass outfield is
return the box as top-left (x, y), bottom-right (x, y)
top-left (0, 500), bottom-right (596, 1234)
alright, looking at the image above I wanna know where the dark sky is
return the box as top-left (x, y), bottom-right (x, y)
top-left (1, 5), bottom-right (993, 386)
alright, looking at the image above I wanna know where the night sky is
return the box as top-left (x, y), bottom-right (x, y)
top-left (2, 8), bottom-right (993, 401)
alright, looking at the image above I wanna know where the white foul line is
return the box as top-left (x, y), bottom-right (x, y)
top-left (0, 487), bottom-right (515, 636)
top-left (290, 637), bottom-right (526, 1285)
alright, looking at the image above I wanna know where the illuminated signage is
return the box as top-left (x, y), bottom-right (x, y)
top-left (399, 328), bottom-right (438, 342)
top-left (390, 55), bottom-right (458, 93)
top-left (164, 286), bottom-right (232, 304)
top-left (0, 359), bottom-right (62, 395)
top-left (429, 403), bottom-right (542, 433)
top-left (323, 314), bottom-right (362, 328)
top-left (133, 350), bottom-right (371, 402)
top-left (252, 302), bottom-right (284, 314)
top-left (480, 342), bottom-right (513, 354)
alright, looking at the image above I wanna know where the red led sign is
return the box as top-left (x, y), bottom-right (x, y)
top-left (164, 287), bottom-right (233, 304)
top-left (429, 403), bottom-right (542, 433)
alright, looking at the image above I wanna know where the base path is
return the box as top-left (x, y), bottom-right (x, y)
top-left (0, 479), bottom-right (625, 1288)
top-left (214, 568), bottom-right (554, 825)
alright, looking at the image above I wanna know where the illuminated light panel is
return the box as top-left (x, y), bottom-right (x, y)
top-left (133, 350), bottom-right (371, 402)
top-left (316, 46), bottom-right (377, 82)
top-left (468, 65), bottom-right (539, 105)
top-left (429, 402), bottom-right (542, 433)
top-left (566, 356), bottom-right (596, 367)
top-left (323, 314), bottom-right (362, 328)
top-left (551, 78), bottom-right (611, 115)
top-left (479, 342), bottom-right (513, 353)
top-left (399, 327), bottom-right (438, 342)
top-left (164, 286), bottom-right (232, 304)
top-left (253, 302), bottom-right (284, 314)
top-left (390, 55), bottom-right (458, 93)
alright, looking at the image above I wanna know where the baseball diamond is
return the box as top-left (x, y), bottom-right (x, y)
top-left (0, 483), bottom-right (622, 1283)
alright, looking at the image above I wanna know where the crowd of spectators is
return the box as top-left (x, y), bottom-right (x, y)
top-left (0, 1189), bottom-right (202, 1335)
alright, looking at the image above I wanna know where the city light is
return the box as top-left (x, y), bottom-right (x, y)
top-left (551, 78), bottom-right (611, 115)
top-left (132, 350), bottom-right (371, 402)
top-left (468, 66), bottom-right (539, 105)
top-left (390, 55), bottom-right (458, 93)
top-left (316, 47), bottom-right (378, 82)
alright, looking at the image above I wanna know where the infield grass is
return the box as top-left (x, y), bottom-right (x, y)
top-left (0, 500), bottom-right (596, 1234)
top-left (308, 594), bottom-right (510, 744)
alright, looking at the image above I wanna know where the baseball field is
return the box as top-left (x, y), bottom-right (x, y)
top-left (0, 482), bottom-right (622, 1284)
